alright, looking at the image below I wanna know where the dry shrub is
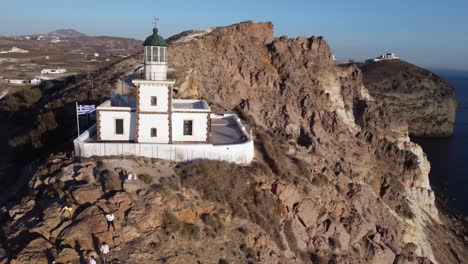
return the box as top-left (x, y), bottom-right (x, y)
top-left (98, 169), bottom-right (121, 192)
top-left (0, 87), bottom-right (42, 112)
top-left (255, 131), bottom-right (312, 187)
top-left (200, 212), bottom-right (224, 237)
top-left (138, 173), bottom-right (153, 184)
top-left (284, 219), bottom-right (311, 262)
top-left (178, 160), bottom-right (285, 250)
top-left (163, 211), bottom-right (200, 239)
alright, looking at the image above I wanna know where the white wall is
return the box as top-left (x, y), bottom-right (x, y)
top-left (139, 84), bottom-right (169, 112)
top-left (172, 112), bottom-right (208, 142)
top-left (144, 64), bottom-right (167, 80)
top-left (74, 126), bottom-right (254, 164)
top-left (99, 111), bottom-right (136, 141)
top-left (138, 113), bottom-right (169, 143)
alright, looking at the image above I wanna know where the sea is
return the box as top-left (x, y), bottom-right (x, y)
top-left (413, 69), bottom-right (468, 217)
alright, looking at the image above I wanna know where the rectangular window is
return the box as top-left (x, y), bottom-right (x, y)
top-left (115, 119), bottom-right (124, 135)
top-left (150, 96), bottom-right (157, 106)
top-left (161, 47), bottom-right (166, 62)
top-left (152, 46), bottom-right (159, 62)
top-left (145, 47), bottom-right (151, 62)
top-left (151, 128), bottom-right (157, 137)
top-left (183, 120), bottom-right (193, 136)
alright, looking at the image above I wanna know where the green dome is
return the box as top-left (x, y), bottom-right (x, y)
top-left (143, 28), bottom-right (168, 47)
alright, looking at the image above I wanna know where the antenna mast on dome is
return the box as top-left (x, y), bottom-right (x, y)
top-left (153, 17), bottom-right (159, 28)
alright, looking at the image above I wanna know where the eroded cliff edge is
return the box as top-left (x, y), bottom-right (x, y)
top-left (0, 21), bottom-right (466, 263)
top-left (359, 60), bottom-right (458, 137)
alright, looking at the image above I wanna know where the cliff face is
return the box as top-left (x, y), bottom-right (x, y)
top-left (359, 60), bottom-right (458, 137)
top-left (0, 21), bottom-right (466, 264)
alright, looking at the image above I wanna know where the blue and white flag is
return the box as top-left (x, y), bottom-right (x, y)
top-left (76, 104), bottom-right (96, 115)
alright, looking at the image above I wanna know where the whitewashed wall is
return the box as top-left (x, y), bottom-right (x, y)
top-left (139, 83), bottom-right (169, 112)
top-left (99, 111), bottom-right (136, 141)
top-left (144, 64), bottom-right (167, 80)
top-left (138, 113), bottom-right (169, 143)
top-left (75, 114), bottom-right (254, 164)
top-left (171, 112), bottom-right (208, 142)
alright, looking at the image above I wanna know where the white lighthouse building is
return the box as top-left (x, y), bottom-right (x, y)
top-left (74, 27), bottom-right (254, 164)
top-left (97, 27), bottom-right (211, 144)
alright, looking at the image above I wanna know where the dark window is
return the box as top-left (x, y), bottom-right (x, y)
top-left (151, 128), bottom-right (157, 137)
top-left (115, 119), bottom-right (124, 135)
top-left (183, 120), bottom-right (193, 136)
top-left (151, 96), bottom-right (157, 106)
top-left (145, 47), bottom-right (151, 62)
top-left (152, 46), bottom-right (159, 62)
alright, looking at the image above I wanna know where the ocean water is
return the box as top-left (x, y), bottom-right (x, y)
top-left (413, 69), bottom-right (468, 216)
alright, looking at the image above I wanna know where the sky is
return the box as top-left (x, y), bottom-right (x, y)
top-left (1, 0), bottom-right (467, 70)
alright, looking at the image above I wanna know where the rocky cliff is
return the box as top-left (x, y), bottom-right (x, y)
top-left (359, 60), bottom-right (458, 137)
top-left (0, 21), bottom-right (466, 264)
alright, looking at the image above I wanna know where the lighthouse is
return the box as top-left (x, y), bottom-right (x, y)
top-left (143, 27), bottom-right (168, 80)
top-left (75, 24), bottom-right (254, 164)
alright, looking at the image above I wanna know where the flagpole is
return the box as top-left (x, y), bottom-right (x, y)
top-left (76, 102), bottom-right (80, 137)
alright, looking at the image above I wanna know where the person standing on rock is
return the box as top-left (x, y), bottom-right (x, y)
top-left (88, 255), bottom-right (97, 264)
top-left (61, 204), bottom-right (73, 219)
top-left (105, 211), bottom-right (116, 231)
top-left (100, 242), bottom-right (110, 264)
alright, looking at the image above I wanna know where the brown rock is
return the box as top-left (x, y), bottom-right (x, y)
top-left (56, 247), bottom-right (80, 264)
top-left (72, 184), bottom-right (103, 204)
top-left (16, 237), bottom-right (51, 264)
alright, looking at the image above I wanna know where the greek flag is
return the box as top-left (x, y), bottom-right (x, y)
top-left (76, 104), bottom-right (95, 115)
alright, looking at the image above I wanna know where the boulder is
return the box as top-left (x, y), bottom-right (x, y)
top-left (295, 199), bottom-right (320, 228)
top-left (72, 184), bottom-right (103, 204)
top-left (16, 237), bottom-right (51, 264)
top-left (55, 247), bottom-right (80, 264)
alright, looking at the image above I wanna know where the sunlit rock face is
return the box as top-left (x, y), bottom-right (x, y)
top-left (0, 21), bottom-right (466, 264)
top-left (360, 59), bottom-right (457, 137)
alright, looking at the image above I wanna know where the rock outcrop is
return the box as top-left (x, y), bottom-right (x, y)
top-left (359, 60), bottom-right (458, 137)
top-left (0, 21), bottom-right (466, 263)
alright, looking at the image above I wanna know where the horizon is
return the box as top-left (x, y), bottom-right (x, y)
top-left (1, 0), bottom-right (467, 71)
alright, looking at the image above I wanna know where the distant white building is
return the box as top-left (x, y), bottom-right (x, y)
top-left (367, 53), bottom-right (399, 62)
top-left (94, 53), bottom-right (100, 57)
top-left (41, 68), bottom-right (67, 74)
top-left (0, 47), bottom-right (29, 54)
top-left (50, 37), bottom-right (61, 43)
top-left (74, 27), bottom-right (254, 164)
top-left (8, 79), bottom-right (28, 85)
top-left (30, 78), bottom-right (42, 85)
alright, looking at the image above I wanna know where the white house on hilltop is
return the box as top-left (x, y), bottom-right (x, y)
top-left (74, 27), bottom-right (254, 164)
top-left (366, 53), bottom-right (399, 62)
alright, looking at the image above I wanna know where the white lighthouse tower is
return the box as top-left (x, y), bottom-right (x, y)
top-left (133, 27), bottom-right (176, 143)
top-left (143, 27), bottom-right (168, 80)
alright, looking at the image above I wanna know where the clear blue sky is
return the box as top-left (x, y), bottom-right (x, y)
top-left (2, 0), bottom-right (467, 70)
